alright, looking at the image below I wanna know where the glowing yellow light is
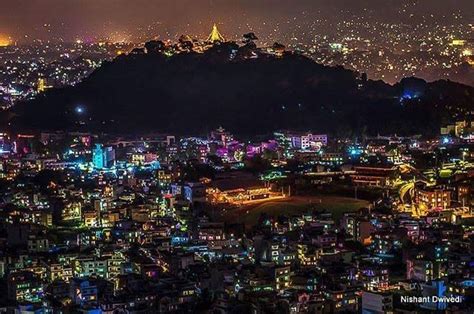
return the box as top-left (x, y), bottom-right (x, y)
top-left (462, 49), bottom-right (472, 57)
top-left (451, 39), bottom-right (466, 46)
top-left (37, 78), bottom-right (46, 92)
top-left (0, 36), bottom-right (12, 47)
top-left (208, 24), bottom-right (225, 42)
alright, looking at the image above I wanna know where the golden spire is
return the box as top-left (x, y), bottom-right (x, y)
top-left (37, 78), bottom-right (46, 92)
top-left (208, 24), bottom-right (225, 42)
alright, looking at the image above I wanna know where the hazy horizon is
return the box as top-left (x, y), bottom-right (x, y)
top-left (1, 0), bottom-right (473, 43)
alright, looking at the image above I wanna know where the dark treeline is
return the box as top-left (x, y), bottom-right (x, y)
top-left (5, 41), bottom-right (474, 137)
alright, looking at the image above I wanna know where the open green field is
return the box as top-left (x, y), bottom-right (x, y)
top-left (220, 196), bottom-right (370, 227)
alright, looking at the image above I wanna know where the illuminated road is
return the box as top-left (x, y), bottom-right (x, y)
top-left (398, 181), bottom-right (422, 216)
top-left (399, 182), bottom-right (414, 204)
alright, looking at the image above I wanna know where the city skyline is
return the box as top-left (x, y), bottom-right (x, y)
top-left (0, 0), bottom-right (473, 43)
top-left (0, 1), bottom-right (474, 313)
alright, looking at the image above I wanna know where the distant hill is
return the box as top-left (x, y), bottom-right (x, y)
top-left (5, 41), bottom-right (474, 137)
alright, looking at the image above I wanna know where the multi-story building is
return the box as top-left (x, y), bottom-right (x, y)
top-left (76, 257), bottom-right (108, 278)
top-left (351, 166), bottom-right (397, 187)
top-left (92, 144), bottom-right (116, 169)
top-left (361, 291), bottom-right (393, 314)
top-left (415, 186), bottom-right (451, 209)
top-left (69, 278), bottom-right (99, 306)
top-left (274, 266), bottom-right (291, 291)
top-left (406, 259), bottom-right (433, 282)
top-left (7, 271), bottom-right (44, 303)
top-left (27, 235), bottom-right (49, 253)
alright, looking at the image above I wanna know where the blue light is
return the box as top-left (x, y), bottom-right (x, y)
top-left (402, 93), bottom-right (412, 100)
top-left (442, 137), bottom-right (450, 144)
top-left (349, 146), bottom-right (362, 156)
top-left (400, 90), bottom-right (420, 103)
top-left (75, 106), bottom-right (85, 114)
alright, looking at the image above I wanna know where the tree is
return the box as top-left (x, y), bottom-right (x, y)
top-left (178, 35), bottom-right (194, 51)
top-left (240, 33), bottom-right (259, 52)
top-left (33, 170), bottom-right (64, 190)
top-left (145, 40), bottom-right (165, 54)
top-left (243, 32), bottom-right (258, 44)
top-left (262, 148), bottom-right (278, 160)
top-left (244, 155), bottom-right (271, 174)
top-left (272, 42), bottom-right (286, 54)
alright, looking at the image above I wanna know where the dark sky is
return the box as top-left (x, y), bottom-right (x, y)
top-left (1, 0), bottom-right (473, 43)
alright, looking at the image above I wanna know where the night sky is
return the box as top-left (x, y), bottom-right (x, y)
top-left (1, 0), bottom-right (473, 43)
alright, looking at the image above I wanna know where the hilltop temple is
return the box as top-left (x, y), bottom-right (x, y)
top-left (207, 24), bottom-right (225, 42)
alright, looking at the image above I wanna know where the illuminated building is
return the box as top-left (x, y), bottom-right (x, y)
top-left (415, 186), bottom-right (451, 210)
top-left (456, 183), bottom-right (472, 207)
top-left (321, 152), bottom-right (344, 165)
top-left (289, 133), bottom-right (327, 151)
top-left (92, 144), bottom-right (105, 169)
top-left (314, 232), bottom-right (337, 248)
top-left (440, 120), bottom-right (474, 138)
top-left (7, 271), bottom-right (44, 303)
top-left (341, 214), bottom-right (375, 245)
top-left (69, 278), bottom-right (98, 306)
top-left (208, 24), bottom-right (225, 42)
top-left (207, 186), bottom-right (275, 204)
top-left (62, 202), bottom-right (82, 221)
top-left (361, 291), bottom-right (393, 314)
top-left (32, 210), bottom-right (53, 227)
top-left (299, 133), bottom-right (328, 150)
top-left (274, 131), bottom-right (327, 154)
top-left (92, 144), bottom-right (115, 169)
top-left (131, 152), bottom-right (158, 166)
top-left (420, 280), bottom-right (448, 311)
top-left (260, 170), bottom-right (287, 181)
top-left (447, 280), bottom-right (473, 306)
top-left (106, 251), bottom-right (125, 279)
top-left (297, 244), bottom-right (318, 266)
top-left (157, 170), bottom-right (173, 187)
top-left (131, 207), bottom-right (152, 223)
top-left (27, 235), bottom-right (49, 253)
top-left (324, 287), bottom-right (358, 312)
top-left (183, 182), bottom-right (206, 202)
top-left (274, 266), bottom-right (291, 291)
top-left (48, 263), bottom-right (73, 282)
top-left (83, 210), bottom-right (100, 227)
top-left (264, 241), bottom-right (280, 263)
top-left (350, 166), bottom-right (397, 187)
top-left (0, 133), bottom-right (12, 155)
top-left (198, 222), bottom-right (227, 249)
top-left (77, 258), bottom-right (108, 279)
top-left (274, 131), bottom-right (293, 157)
top-left (210, 126), bottom-right (233, 147)
top-left (407, 259), bottom-right (433, 282)
top-left (360, 267), bottom-right (389, 292)
top-left (347, 145), bottom-right (365, 160)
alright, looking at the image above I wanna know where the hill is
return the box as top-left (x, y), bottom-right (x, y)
top-left (5, 41), bottom-right (474, 136)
